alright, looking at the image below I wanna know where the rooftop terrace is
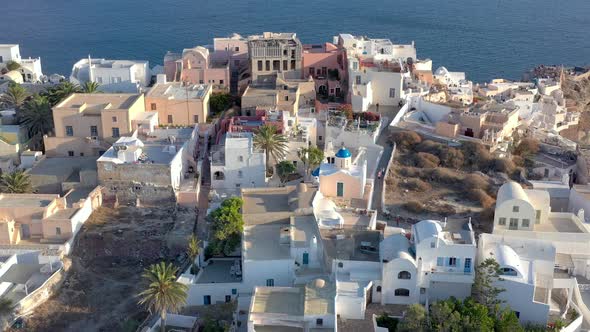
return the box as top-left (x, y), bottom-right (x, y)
top-left (147, 82), bottom-right (210, 100)
top-left (320, 229), bottom-right (380, 262)
top-left (56, 93), bottom-right (142, 110)
top-left (195, 258), bottom-right (241, 284)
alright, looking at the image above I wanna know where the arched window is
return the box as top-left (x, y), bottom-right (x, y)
top-left (213, 171), bottom-right (225, 180)
top-left (394, 288), bottom-right (410, 297)
top-left (376, 286), bottom-right (382, 293)
top-left (338, 262), bottom-right (344, 268)
top-left (398, 271), bottom-right (411, 280)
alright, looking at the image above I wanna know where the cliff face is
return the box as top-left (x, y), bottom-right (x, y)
top-left (560, 74), bottom-right (590, 145)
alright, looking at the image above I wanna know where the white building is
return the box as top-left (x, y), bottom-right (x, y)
top-left (70, 57), bottom-right (150, 92)
top-left (210, 132), bottom-right (266, 194)
top-left (248, 278), bottom-right (336, 331)
top-left (337, 34), bottom-right (415, 112)
top-left (433, 66), bottom-right (473, 105)
top-left (0, 44), bottom-right (43, 83)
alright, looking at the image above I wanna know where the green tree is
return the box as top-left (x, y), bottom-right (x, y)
top-left (5, 61), bottom-right (20, 71)
top-left (495, 306), bottom-right (524, 332)
top-left (43, 82), bottom-right (81, 106)
top-left (473, 258), bottom-right (505, 310)
top-left (297, 146), bottom-right (324, 176)
top-left (137, 262), bottom-right (188, 332)
top-left (207, 197), bottom-right (244, 256)
top-left (0, 82), bottom-right (28, 110)
top-left (398, 303), bottom-right (427, 332)
top-left (209, 93), bottom-right (231, 114)
top-left (81, 81), bottom-right (101, 93)
top-left (253, 124), bottom-right (288, 168)
top-left (0, 170), bottom-right (32, 193)
top-left (20, 94), bottom-right (53, 149)
top-left (187, 234), bottom-right (201, 274)
top-left (276, 160), bottom-right (297, 184)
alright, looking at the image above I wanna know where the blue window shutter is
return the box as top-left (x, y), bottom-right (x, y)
top-left (456, 258), bottom-right (461, 268)
top-left (437, 257), bottom-right (444, 266)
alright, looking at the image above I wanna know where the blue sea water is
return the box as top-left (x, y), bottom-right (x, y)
top-left (1, 0), bottom-right (589, 82)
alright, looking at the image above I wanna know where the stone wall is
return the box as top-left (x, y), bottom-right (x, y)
top-left (16, 257), bottom-right (71, 315)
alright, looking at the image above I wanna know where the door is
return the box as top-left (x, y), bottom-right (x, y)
top-left (336, 182), bottom-right (344, 197)
top-left (464, 258), bottom-right (472, 274)
top-left (303, 253), bottom-right (309, 265)
top-left (20, 224), bottom-right (30, 239)
top-left (203, 295), bottom-right (211, 305)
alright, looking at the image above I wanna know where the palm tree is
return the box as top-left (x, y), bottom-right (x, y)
top-left (297, 146), bottom-right (325, 176)
top-left (44, 82), bottom-right (81, 106)
top-left (0, 171), bottom-right (32, 193)
top-left (0, 83), bottom-right (28, 110)
top-left (137, 262), bottom-right (188, 332)
top-left (20, 95), bottom-right (53, 149)
top-left (187, 234), bottom-right (201, 274)
top-left (81, 81), bottom-right (100, 93)
top-left (253, 124), bottom-right (288, 169)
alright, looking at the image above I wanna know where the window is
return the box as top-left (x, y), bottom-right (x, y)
top-left (266, 279), bottom-right (274, 287)
top-left (239, 156), bottom-right (244, 162)
top-left (167, 115), bottom-right (173, 124)
top-left (448, 257), bottom-right (457, 267)
top-left (234, 46), bottom-right (240, 52)
top-left (290, 60), bottom-right (295, 70)
top-left (338, 262), bottom-right (344, 268)
top-left (150, 103), bottom-right (157, 111)
top-left (398, 271), bottom-right (411, 279)
top-left (437, 257), bottom-right (444, 266)
top-left (65, 126), bottom-right (74, 136)
top-left (90, 126), bottom-right (98, 137)
top-left (112, 127), bottom-right (120, 138)
top-left (112, 116), bottom-right (117, 123)
top-left (336, 182), bottom-right (344, 197)
top-left (394, 288), bottom-right (410, 297)
top-left (316, 318), bottom-right (323, 326)
top-left (257, 61), bottom-right (263, 71)
top-left (292, 161), bottom-right (297, 166)
top-left (309, 67), bottom-right (315, 76)
top-left (265, 60), bottom-right (270, 71)
top-left (219, 80), bottom-right (224, 85)
top-left (238, 171), bottom-right (243, 178)
top-left (232, 288), bottom-right (237, 295)
top-left (513, 206), bottom-right (519, 212)
top-left (291, 50), bottom-right (296, 58)
top-left (199, 80), bottom-right (204, 84)
top-left (355, 75), bottom-right (361, 84)
top-left (225, 295), bottom-right (231, 303)
top-left (389, 88), bottom-right (396, 98)
top-left (284, 96), bottom-right (289, 101)
top-left (68, 151), bottom-right (74, 157)
top-left (501, 267), bottom-right (517, 276)
top-left (376, 286), bottom-right (382, 292)
top-left (56, 227), bottom-right (61, 235)
top-left (536, 210), bottom-right (541, 223)
top-left (80, 152), bottom-right (84, 156)
top-left (499, 217), bottom-right (506, 226)
top-left (273, 60), bottom-right (280, 71)
top-left (235, 183), bottom-right (241, 188)
top-left (420, 288), bottom-right (426, 294)
top-left (430, 241), bottom-right (435, 248)
top-left (318, 135), bottom-right (322, 141)
top-left (283, 60), bottom-right (288, 71)
top-left (283, 49), bottom-right (288, 56)
top-left (203, 295), bottom-right (211, 305)
top-left (522, 219), bottom-right (530, 227)
top-left (193, 115), bottom-right (199, 123)
top-left (509, 218), bottom-right (518, 229)
top-left (464, 258), bottom-right (472, 272)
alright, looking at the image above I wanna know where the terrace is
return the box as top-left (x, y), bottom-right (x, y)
top-left (194, 258), bottom-right (242, 284)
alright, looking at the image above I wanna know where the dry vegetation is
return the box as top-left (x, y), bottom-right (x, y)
top-left (385, 131), bottom-right (527, 233)
top-left (17, 206), bottom-right (194, 332)
top-left (560, 74), bottom-right (590, 144)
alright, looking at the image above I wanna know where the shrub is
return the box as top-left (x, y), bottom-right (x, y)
top-left (440, 147), bottom-right (465, 169)
top-left (414, 152), bottom-right (440, 168)
top-left (469, 189), bottom-right (496, 208)
top-left (338, 104), bottom-right (353, 120)
top-left (430, 168), bottom-right (462, 184)
top-left (463, 173), bottom-right (490, 191)
top-left (404, 178), bottom-right (432, 192)
top-left (416, 140), bottom-right (444, 156)
top-left (403, 201), bottom-right (425, 213)
top-left (492, 158), bottom-right (516, 174)
top-left (361, 111), bottom-right (380, 122)
top-left (462, 142), bottom-right (492, 170)
top-left (398, 167), bottom-right (423, 178)
top-left (514, 138), bottom-right (540, 157)
top-left (6, 60), bottom-right (20, 71)
top-left (436, 204), bottom-right (457, 216)
top-left (389, 130), bottom-right (421, 150)
top-left (512, 155), bottom-right (525, 167)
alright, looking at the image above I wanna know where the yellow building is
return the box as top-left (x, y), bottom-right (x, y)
top-left (145, 82), bottom-right (211, 125)
top-left (44, 93), bottom-right (145, 157)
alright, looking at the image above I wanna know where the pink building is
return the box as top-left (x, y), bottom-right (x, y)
top-left (302, 42), bottom-right (348, 102)
top-left (214, 109), bottom-right (283, 144)
top-left (164, 46), bottom-right (230, 92)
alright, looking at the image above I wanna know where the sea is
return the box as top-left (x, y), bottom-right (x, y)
top-left (1, 0), bottom-right (590, 82)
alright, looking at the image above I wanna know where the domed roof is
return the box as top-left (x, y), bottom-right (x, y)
top-left (497, 181), bottom-right (528, 205)
top-left (335, 147), bottom-right (351, 158)
top-left (311, 167), bottom-right (320, 177)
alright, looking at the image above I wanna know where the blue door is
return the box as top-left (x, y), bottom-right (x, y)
top-left (336, 182), bottom-right (344, 197)
top-left (204, 295), bottom-right (211, 305)
top-left (464, 258), bottom-right (472, 273)
top-left (303, 253), bottom-right (309, 265)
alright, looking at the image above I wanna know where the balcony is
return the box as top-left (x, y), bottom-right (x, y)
top-left (429, 266), bottom-right (474, 283)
